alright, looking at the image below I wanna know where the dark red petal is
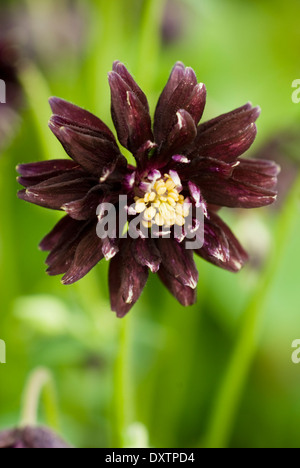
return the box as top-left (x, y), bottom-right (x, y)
top-left (61, 185), bottom-right (109, 221)
top-left (112, 61), bottom-right (149, 111)
top-left (39, 215), bottom-right (84, 251)
top-left (18, 172), bottom-right (96, 210)
top-left (180, 156), bottom-right (235, 181)
top-left (101, 236), bottom-right (119, 261)
top-left (195, 102), bottom-right (254, 134)
top-left (156, 238), bottom-right (198, 289)
top-left (164, 109), bottom-right (197, 157)
top-left (194, 212), bottom-right (248, 272)
top-left (158, 265), bottom-right (197, 306)
top-left (154, 66), bottom-right (198, 144)
top-left (185, 83), bottom-right (207, 125)
top-left (109, 239), bottom-right (149, 317)
top-left (194, 159), bottom-right (278, 208)
top-left (232, 158), bottom-right (280, 190)
top-left (17, 159), bottom-right (80, 178)
top-left (132, 238), bottom-right (161, 273)
top-left (49, 117), bottom-right (122, 178)
top-left (108, 72), bottom-right (153, 154)
top-left (45, 221), bottom-right (87, 275)
top-left (191, 104), bottom-right (260, 162)
top-left (62, 224), bottom-right (104, 284)
top-left (49, 97), bottom-right (116, 141)
top-left (153, 62), bottom-right (189, 137)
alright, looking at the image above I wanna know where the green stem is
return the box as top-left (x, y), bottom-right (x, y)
top-left (203, 174), bottom-right (300, 448)
top-left (111, 317), bottom-right (133, 447)
top-left (20, 367), bottom-right (60, 430)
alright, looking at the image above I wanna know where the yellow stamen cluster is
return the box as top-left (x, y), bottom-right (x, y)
top-left (134, 174), bottom-right (190, 228)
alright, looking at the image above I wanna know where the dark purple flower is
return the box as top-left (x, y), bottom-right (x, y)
top-left (17, 61), bottom-right (280, 317)
top-left (0, 426), bottom-right (71, 449)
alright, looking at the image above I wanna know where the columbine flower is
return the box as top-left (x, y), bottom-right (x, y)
top-left (0, 426), bottom-right (71, 448)
top-left (17, 61), bottom-right (279, 317)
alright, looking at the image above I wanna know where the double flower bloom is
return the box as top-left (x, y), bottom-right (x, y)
top-left (17, 61), bottom-right (279, 316)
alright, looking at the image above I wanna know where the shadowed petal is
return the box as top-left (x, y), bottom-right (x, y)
top-left (156, 110), bottom-right (197, 165)
top-left (158, 265), bottom-right (196, 306)
top-left (17, 160), bottom-right (81, 187)
top-left (61, 185), bottom-right (106, 220)
top-left (39, 215), bottom-right (84, 251)
top-left (132, 238), bottom-right (161, 273)
top-left (18, 172), bottom-right (96, 210)
top-left (194, 213), bottom-right (248, 272)
top-left (49, 116), bottom-right (122, 178)
top-left (109, 239), bottom-right (149, 317)
top-left (108, 71), bottom-right (153, 155)
top-left (190, 104), bottom-right (260, 162)
top-left (156, 238), bottom-right (198, 289)
top-left (62, 223), bottom-right (104, 284)
top-left (45, 220), bottom-right (88, 275)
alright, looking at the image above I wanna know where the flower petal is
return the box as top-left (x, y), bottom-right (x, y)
top-left (39, 215), bottom-right (84, 251)
top-left (108, 71), bottom-right (153, 155)
top-left (154, 62), bottom-right (206, 144)
top-left (18, 172), bottom-right (96, 210)
top-left (49, 116), bottom-right (122, 178)
top-left (132, 238), bottom-right (161, 273)
top-left (155, 109), bottom-right (197, 165)
top-left (17, 160), bottom-right (81, 187)
top-left (232, 158), bottom-right (280, 191)
top-left (49, 97), bottom-right (116, 141)
top-left (194, 212), bottom-right (248, 272)
top-left (61, 185), bottom-right (104, 220)
top-left (158, 265), bottom-right (197, 306)
top-left (45, 221), bottom-right (87, 276)
top-left (192, 159), bottom-right (278, 208)
top-left (112, 61), bottom-right (149, 111)
top-left (62, 223), bottom-right (104, 284)
top-left (109, 239), bottom-right (149, 317)
top-left (190, 103), bottom-right (260, 162)
top-left (156, 238), bottom-right (198, 289)
top-left (102, 236), bottom-right (119, 261)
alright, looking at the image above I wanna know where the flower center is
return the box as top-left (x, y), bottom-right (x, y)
top-left (134, 173), bottom-right (190, 228)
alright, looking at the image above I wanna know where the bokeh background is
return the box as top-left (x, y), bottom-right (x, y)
top-left (1, 0), bottom-right (300, 448)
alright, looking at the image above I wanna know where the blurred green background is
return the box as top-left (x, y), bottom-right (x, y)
top-left (1, 0), bottom-right (300, 448)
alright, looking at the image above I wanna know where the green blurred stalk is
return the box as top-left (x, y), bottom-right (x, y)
top-left (19, 64), bottom-right (64, 161)
top-left (111, 317), bottom-right (134, 447)
top-left (20, 367), bottom-right (60, 430)
top-left (203, 173), bottom-right (300, 448)
top-left (135, 0), bottom-right (166, 95)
